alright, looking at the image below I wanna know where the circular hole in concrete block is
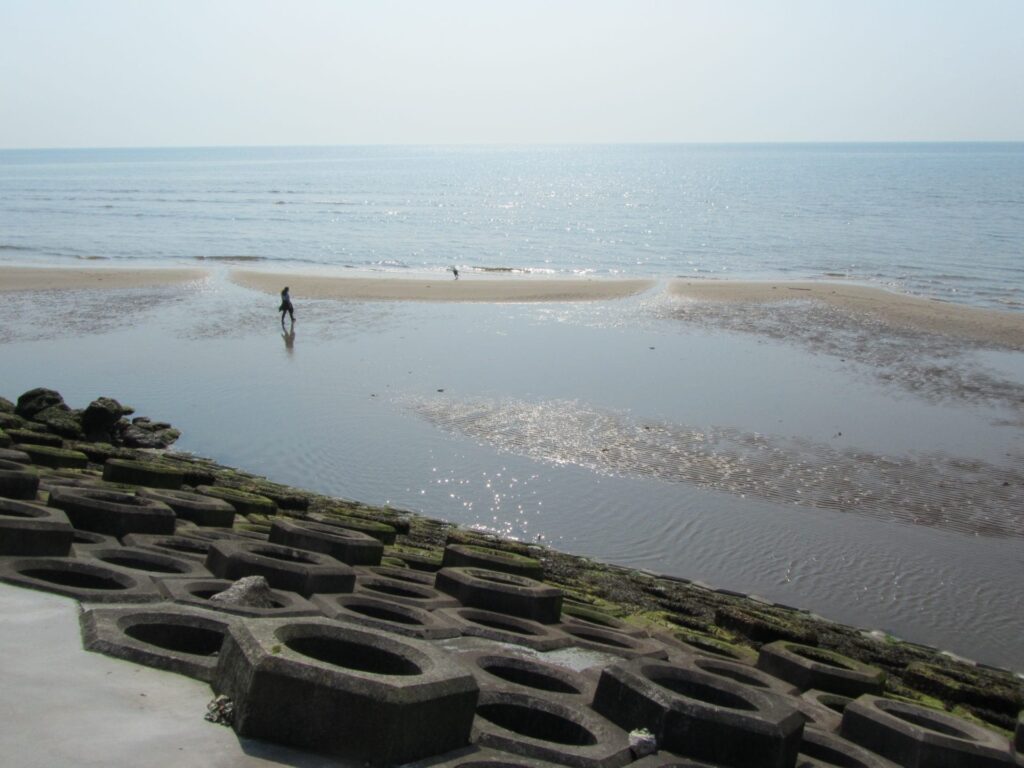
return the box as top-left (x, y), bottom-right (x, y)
top-left (361, 581), bottom-right (430, 599)
top-left (21, 567), bottom-right (128, 590)
top-left (816, 692), bottom-right (851, 713)
top-left (478, 662), bottom-right (581, 695)
top-left (476, 703), bottom-right (597, 746)
top-left (886, 706), bottom-right (975, 739)
top-left (464, 614), bottom-right (540, 635)
top-left (124, 622), bottom-right (225, 656)
top-left (285, 634), bottom-right (422, 676)
top-left (562, 626), bottom-right (631, 649)
top-left (0, 507), bottom-right (42, 519)
top-left (96, 554), bottom-right (190, 574)
top-left (694, 658), bottom-right (770, 689)
top-left (643, 667), bottom-right (759, 711)
top-left (346, 602), bottom-right (424, 626)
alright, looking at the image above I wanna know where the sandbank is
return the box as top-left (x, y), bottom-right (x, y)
top-left (231, 270), bottom-right (654, 302)
top-left (670, 279), bottom-right (1024, 350)
top-left (0, 266), bottom-right (208, 292)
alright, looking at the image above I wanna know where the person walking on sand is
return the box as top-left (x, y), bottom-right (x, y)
top-left (279, 286), bottom-right (295, 324)
top-left (451, 266), bottom-right (459, 280)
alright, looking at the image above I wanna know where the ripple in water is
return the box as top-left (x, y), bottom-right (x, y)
top-left (406, 396), bottom-right (1024, 540)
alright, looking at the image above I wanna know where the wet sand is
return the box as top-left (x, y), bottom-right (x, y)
top-left (670, 279), bottom-right (1024, 350)
top-left (231, 270), bottom-right (655, 302)
top-left (0, 266), bottom-right (209, 292)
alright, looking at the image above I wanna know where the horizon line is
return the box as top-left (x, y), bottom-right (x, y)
top-left (2, 139), bottom-right (1024, 152)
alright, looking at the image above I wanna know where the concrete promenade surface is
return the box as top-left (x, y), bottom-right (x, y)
top-left (0, 583), bottom-right (345, 768)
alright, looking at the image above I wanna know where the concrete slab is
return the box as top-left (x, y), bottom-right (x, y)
top-left (0, 582), bottom-right (346, 767)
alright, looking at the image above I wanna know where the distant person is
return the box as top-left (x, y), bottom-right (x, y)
top-left (279, 286), bottom-right (295, 324)
top-left (452, 266), bottom-right (459, 280)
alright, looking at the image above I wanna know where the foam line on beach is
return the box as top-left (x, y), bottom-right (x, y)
top-left (0, 266), bottom-right (209, 292)
top-left (670, 279), bottom-right (1024, 350)
top-left (231, 269), bottom-right (655, 303)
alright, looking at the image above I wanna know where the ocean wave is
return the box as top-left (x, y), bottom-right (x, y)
top-left (0, 244), bottom-right (34, 252)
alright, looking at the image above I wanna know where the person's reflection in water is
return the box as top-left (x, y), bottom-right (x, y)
top-left (282, 322), bottom-right (296, 355)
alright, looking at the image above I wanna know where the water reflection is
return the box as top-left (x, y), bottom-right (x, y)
top-left (282, 323), bottom-right (295, 355)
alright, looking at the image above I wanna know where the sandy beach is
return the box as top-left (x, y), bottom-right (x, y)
top-left (231, 270), bottom-right (655, 303)
top-left (670, 279), bottom-right (1024, 350)
top-left (0, 266), bottom-right (209, 292)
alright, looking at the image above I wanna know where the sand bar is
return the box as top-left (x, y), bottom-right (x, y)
top-left (670, 279), bottom-right (1024, 349)
top-left (231, 270), bottom-right (654, 303)
top-left (0, 266), bottom-right (208, 292)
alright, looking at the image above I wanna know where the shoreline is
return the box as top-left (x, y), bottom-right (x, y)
top-left (0, 266), bottom-right (209, 292)
top-left (670, 279), bottom-right (1024, 350)
top-left (0, 264), bottom-right (1021, 349)
top-left (230, 269), bottom-right (655, 302)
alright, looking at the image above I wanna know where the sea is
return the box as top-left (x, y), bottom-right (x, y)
top-left (2, 144), bottom-right (1023, 669)
top-left (2, 143), bottom-right (1023, 310)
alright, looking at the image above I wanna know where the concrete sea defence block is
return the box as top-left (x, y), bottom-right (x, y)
top-left (0, 556), bottom-right (161, 603)
top-left (214, 617), bottom-right (479, 764)
top-left (80, 602), bottom-right (236, 682)
top-left (841, 695), bottom-right (1015, 767)
top-left (591, 658), bottom-right (803, 768)
top-left (269, 518), bottom-right (383, 566)
top-left (204, 540), bottom-right (356, 598)
top-left (157, 576), bottom-right (322, 618)
top-left (48, 486), bottom-right (177, 537)
top-left (137, 487), bottom-right (236, 527)
top-left (0, 497), bottom-right (73, 556)
top-left (756, 641), bottom-right (886, 698)
top-left (472, 688), bottom-right (632, 768)
top-left (435, 567), bottom-right (563, 624)
top-left (312, 592), bottom-right (460, 640)
top-left (437, 607), bottom-right (574, 652)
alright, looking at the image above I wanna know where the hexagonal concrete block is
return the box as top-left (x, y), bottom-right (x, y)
top-left (136, 487), bottom-right (236, 527)
top-left (0, 556), bottom-right (161, 603)
top-left (121, 533), bottom-right (213, 562)
top-left (457, 650), bottom-right (595, 701)
top-left (0, 458), bottom-right (40, 499)
top-left (436, 607), bottom-right (574, 652)
top-left (205, 540), bottom-right (356, 597)
top-left (269, 518), bottom-right (383, 566)
top-left (48, 486), bottom-right (176, 538)
top-left (472, 689), bottom-right (632, 768)
top-left (312, 592), bottom-right (460, 640)
top-left (80, 602), bottom-right (236, 682)
top-left (841, 695), bottom-right (1015, 768)
top-left (156, 577), bottom-right (322, 618)
top-left (592, 658), bottom-right (804, 768)
top-left (81, 546), bottom-right (212, 579)
top-left (214, 617), bottom-right (479, 764)
top-left (355, 573), bottom-right (460, 610)
top-left (0, 497), bottom-right (74, 556)
top-left (435, 567), bottom-right (563, 624)
top-left (797, 726), bottom-right (899, 767)
top-left (557, 623), bottom-right (669, 660)
top-left (756, 641), bottom-right (885, 698)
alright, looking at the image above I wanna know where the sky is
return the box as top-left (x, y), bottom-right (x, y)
top-left (1, 0), bottom-right (1022, 148)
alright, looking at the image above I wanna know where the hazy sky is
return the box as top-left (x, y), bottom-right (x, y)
top-left (2, 0), bottom-right (1022, 147)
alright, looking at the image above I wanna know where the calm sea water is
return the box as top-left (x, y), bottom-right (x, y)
top-left (2, 144), bottom-right (1023, 309)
